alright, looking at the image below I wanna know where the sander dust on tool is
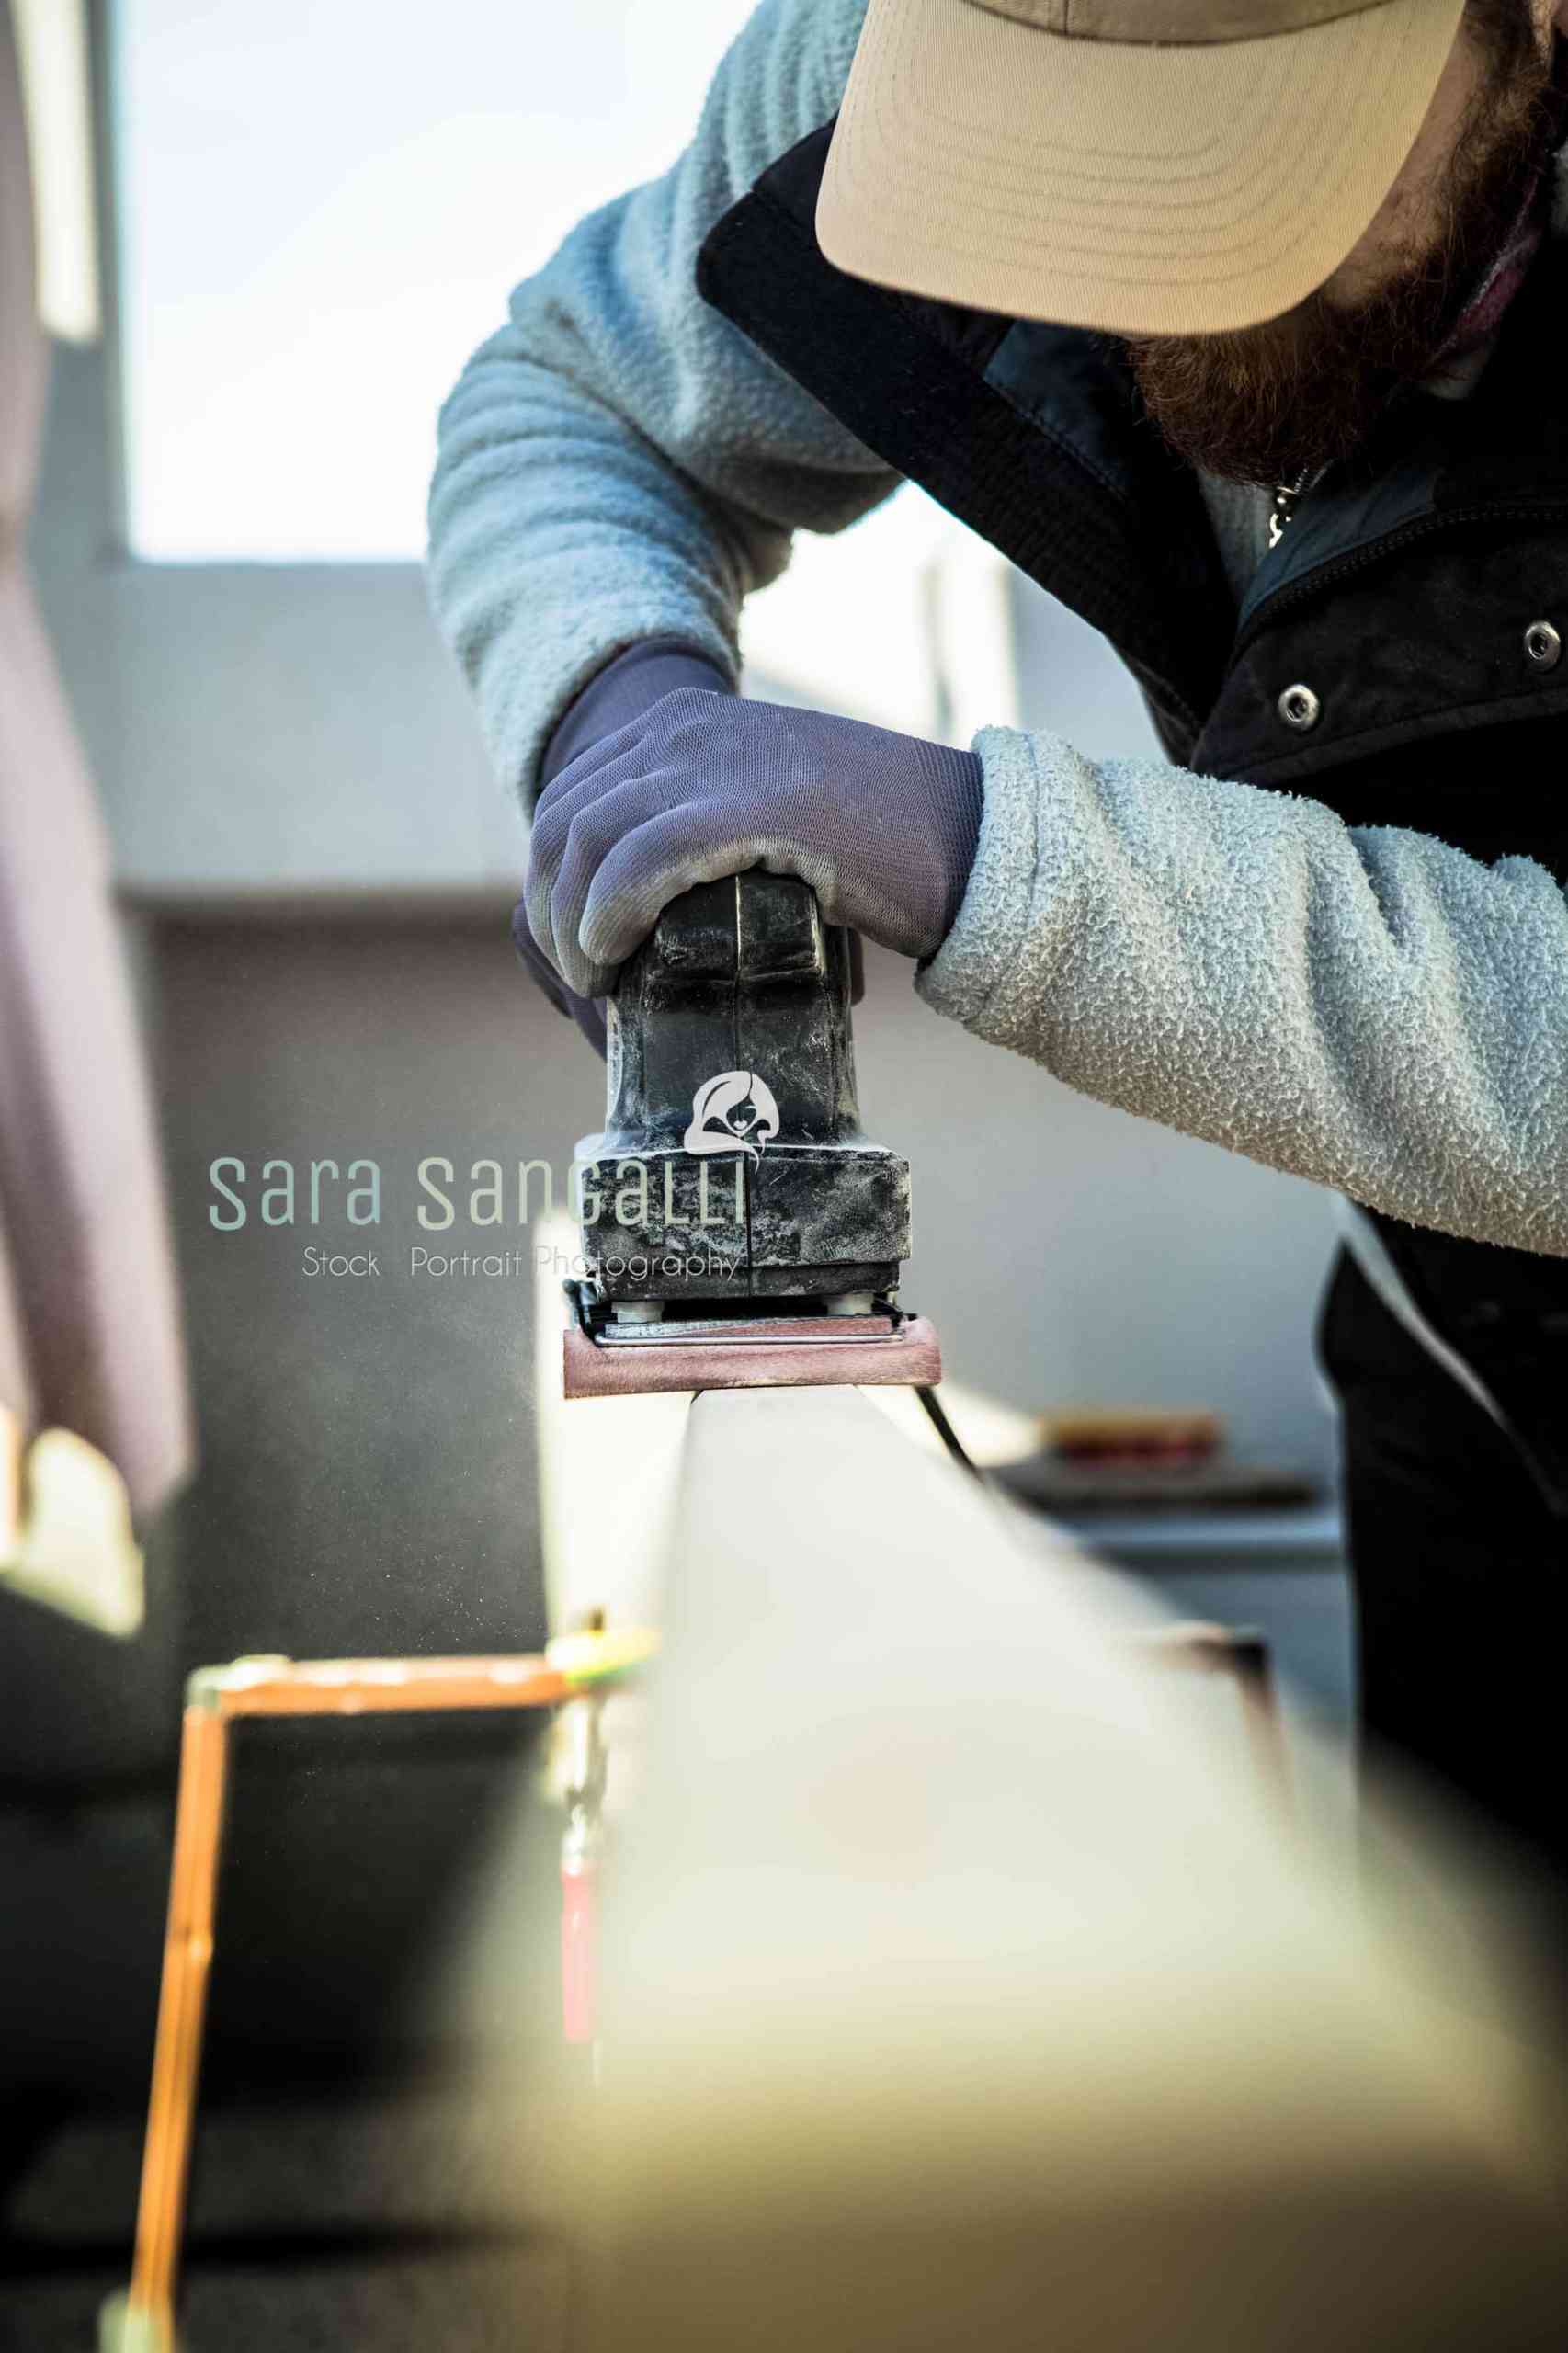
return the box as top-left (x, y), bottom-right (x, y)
top-left (562, 870), bottom-right (945, 1403)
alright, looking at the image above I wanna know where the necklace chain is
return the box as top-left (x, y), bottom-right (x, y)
top-left (1267, 464), bottom-right (1317, 551)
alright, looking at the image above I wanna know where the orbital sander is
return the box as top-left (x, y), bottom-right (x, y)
top-left (562, 870), bottom-right (942, 1400)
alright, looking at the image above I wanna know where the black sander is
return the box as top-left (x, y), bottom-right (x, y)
top-left (562, 870), bottom-right (941, 1399)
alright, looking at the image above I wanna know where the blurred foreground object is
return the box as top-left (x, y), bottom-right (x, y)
top-left (10, 0), bottom-right (97, 342)
top-left (0, 0), bottom-right (189, 1531)
top-left (580, 1385), bottom-right (1568, 2352)
top-left (113, 1364), bottom-right (1567, 2347)
top-left (0, 1401), bottom-right (142, 1632)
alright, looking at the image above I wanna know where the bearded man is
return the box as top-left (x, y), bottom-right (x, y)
top-left (430, 0), bottom-right (1568, 1889)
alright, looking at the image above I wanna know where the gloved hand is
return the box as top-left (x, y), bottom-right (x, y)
top-left (525, 661), bottom-right (983, 1003)
top-left (513, 638), bottom-right (727, 1053)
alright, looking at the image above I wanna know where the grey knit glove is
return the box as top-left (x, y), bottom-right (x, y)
top-left (526, 655), bottom-right (983, 1002)
top-left (513, 639), bottom-right (726, 1052)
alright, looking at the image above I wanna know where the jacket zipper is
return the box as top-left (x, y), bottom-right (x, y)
top-left (1233, 494), bottom-right (1568, 665)
top-left (1267, 463), bottom-right (1318, 549)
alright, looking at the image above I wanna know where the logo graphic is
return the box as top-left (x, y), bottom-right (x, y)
top-left (683, 1071), bottom-right (779, 1163)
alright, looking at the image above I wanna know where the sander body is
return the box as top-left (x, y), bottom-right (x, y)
top-left (562, 871), bottom-right (940, 1398)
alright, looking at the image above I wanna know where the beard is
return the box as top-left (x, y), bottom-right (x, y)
top-left (1126, 12), bottom-right (1557, 485)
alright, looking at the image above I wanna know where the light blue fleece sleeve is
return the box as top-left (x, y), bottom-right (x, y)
top-left (923, 727), bottom-right (1568, 1256)
top-left (426, 0), bottom-right (892, 810)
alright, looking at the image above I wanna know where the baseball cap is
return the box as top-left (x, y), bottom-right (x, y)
top-left (816, 0), bottom-right (1470, 334)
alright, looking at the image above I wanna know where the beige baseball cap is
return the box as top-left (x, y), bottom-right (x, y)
top-left (816, 0), bottom-right (1469, 335)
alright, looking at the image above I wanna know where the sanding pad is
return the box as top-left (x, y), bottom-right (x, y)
top-left (562, 1298), bottom-right (942, 1401)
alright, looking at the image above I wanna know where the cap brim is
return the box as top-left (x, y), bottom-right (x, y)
top-left (817, 0), bottom-right (1469, 335)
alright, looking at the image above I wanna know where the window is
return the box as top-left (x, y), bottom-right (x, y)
top-left (111, 0), bottom-right (983, 733)
top-left (113, 0), bottom-right (758, 562)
